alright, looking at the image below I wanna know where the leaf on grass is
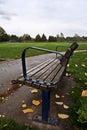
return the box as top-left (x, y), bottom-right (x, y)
top-left (84, 82), bottom-right (87, 85)
top-left (2, 115), bottom-right (5, 118)
top-left (82, 90), bottom-right (87, 96)
top-left (75, 64), bottom-right (78, 67)
top-left (22, 104), bottom-right (27, 108)
top-left (67, 64), bottom-right (70, 67)
top-left (55, 94), bottom-right (60, 98)
top-left (66, 73), bottom-right (69, 76)
top-left (58, 113), bottom-right (69, 119)
top-left (22, 108), bottom-right (33, 114)
top-left (31, 89), bottom-right (38, 93)
top-left (0, 115), bottom-right (5, 118)
top-left (32, 100), bottom-right (40, 106)
top-left (81, 64), bottom-right (86, 67)
top-left (63, 104), bottom-right (69, 109)
top-left (55, 101), bottom-right (63, 105)
top-left (85, 73), bottom-right (87, 76)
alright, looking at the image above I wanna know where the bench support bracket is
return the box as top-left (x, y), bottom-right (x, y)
top-left (33, 90), bottom-right (59, 125)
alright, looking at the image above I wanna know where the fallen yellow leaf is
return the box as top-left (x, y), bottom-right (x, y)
top-left (32, 100), bottom-right (40, 106)
top-left (55, 102), bottom-right (63, 105)
top-left (58, 113), bottom-right (69, 119)
top-left (85, 73), bottom-right (87, 76)
top-left (31, 89), bottom-right (38, 93)
top-left (63, 104), bottom-right (69, 109)
top-left (82, 90), bottom-right (87, 96)
top-left (66, 73), bottom-right (69, 76)
top-left (2, 115), bottom-right (5, 118)
top-left (22, 108), bottom-right (33, 114)
top-left (22, 104), bottom-right (27, 108)
top-left (81, 64), bottom-right (86, 67)
top-left (84, 82), bottom-right (87, 85)
top-left (67, 64), bottom-right (70, 67)
top-left (55, 94), bottom-right (60, 98)
top-left (75, 64), bottom-right (78, 67)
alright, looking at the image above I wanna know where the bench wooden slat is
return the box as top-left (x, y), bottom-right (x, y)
top-left (27, 58), bottom-right (55, 76)
top-left (30, 59), bottom-right (60, 80)
top-left (26, 58), bottom-right (53, 74)
top-left (44, 63), bottom-right (61, 83)
top-left (52, 66), bottom-right (65, 83)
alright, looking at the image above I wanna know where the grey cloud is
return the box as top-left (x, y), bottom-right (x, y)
top-left (0, 9), bottom-right (17, 20)
top-left (0, 0), bottom-right (5, 4)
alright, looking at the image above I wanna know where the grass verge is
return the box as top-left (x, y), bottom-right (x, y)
top-left (66, 52), bottom-right (87, 130)
top-left (0, 117), bottom-right (39, 130)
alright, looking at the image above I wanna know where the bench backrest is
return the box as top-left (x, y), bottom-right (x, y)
top-left (61, 42), bottom-right (78, 66)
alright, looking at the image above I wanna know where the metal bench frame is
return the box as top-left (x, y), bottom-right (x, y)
top-left (14, 42), bottom-right (78, 125)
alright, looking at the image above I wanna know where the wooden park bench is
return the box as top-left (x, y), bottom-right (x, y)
top-left (13, 42), bottom-right (78, 125)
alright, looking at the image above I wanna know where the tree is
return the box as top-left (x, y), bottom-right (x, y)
top-left (60, 33), bottom-right (64, 38)
top-left (73, 34), bottom-right (84, 42)
top-left (10, 35), bottom-right (18, 42)
top-left (48, 36), bottom-right (57, 42)
top-left (35, 34), bottom-right (41, 42)
top-left (41, 34), bottom-right (47, 42)
top-left (0, 27), bottom-right (10, 42)
top-left (0, 26), bottom-right (6, 36)
top-left (22, 34), bottom-right (32, 42)
top-left (59, 33), bottom-right (65, 41)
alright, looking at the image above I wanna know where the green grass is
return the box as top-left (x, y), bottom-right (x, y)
top-left (0, 117), bottom-right (39, 130)
top-left (0, 42), bottom-right (87, 59)
top-left (66, 52), bottom-right (87, 130)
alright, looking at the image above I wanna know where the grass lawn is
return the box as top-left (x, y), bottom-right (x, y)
top-left (66, 52), bottom-right (87, 130)
top-left (0, 42), bottom-right (87, 59)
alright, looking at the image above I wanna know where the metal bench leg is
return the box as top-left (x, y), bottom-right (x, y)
top-left (33, 89), bottom-right (59, 125)
top-left (42, 90), bottom-right (50, 122)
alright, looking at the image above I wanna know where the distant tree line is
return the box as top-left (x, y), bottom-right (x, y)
top-left (0, 26), bottom-right (87, 43)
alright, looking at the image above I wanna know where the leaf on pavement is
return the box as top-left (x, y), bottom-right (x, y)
top-left (22, 108), bottom-right (33, 114)
top-left (32, 100), bottom-right (40, 106)
top-left (58, 113), bottom-right (69, 119)
top-left (22, 104), bottom-right (27, 108)
top-left (31, 89), bottom-right (38, 93)
top-left (55, 101), bottom-right (63, 105)
top-left (55, 94), bottom-right (60, 98)
top-left (63, 104), bottom-right (69, 109)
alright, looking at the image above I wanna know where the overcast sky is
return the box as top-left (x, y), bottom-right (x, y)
top-left (0, 0), bottom-right (87, 37)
